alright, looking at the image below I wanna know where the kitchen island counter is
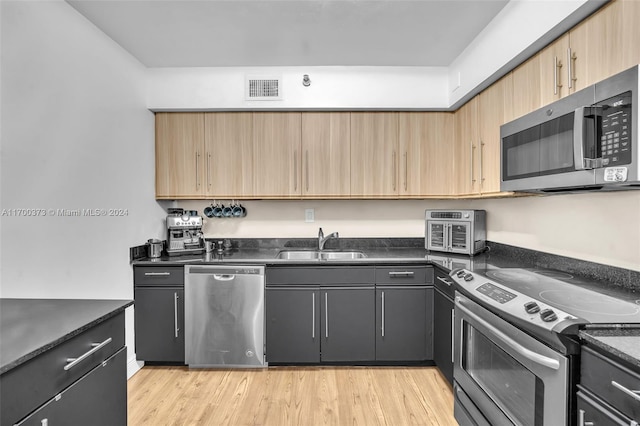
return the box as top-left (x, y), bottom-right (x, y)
top-left (0, 298), bottom-right (132, 374)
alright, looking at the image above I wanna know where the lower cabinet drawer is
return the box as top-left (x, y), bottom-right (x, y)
top-left (16, 347), bottom-right (127, 426)
top-left (581, 345), bottom-right (640, 421)
top-left (577, 389), bottom-right (634, 426)
top-left (0, 312), bottom-right (125, 426)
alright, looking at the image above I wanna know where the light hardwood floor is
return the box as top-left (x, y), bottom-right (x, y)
top-left (128, 366), bottom-right (456, 426)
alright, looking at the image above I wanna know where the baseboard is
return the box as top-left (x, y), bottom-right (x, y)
top-left (127, 354), bottom-right (144, 379)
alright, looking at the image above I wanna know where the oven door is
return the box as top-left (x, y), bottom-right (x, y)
top-left (454, 293), bottom-right (569, 426)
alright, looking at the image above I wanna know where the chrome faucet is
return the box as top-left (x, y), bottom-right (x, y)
top-left (318, 227), bottom-right (339, 250)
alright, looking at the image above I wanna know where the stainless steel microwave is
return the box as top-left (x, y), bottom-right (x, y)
top-left (500, 65), bottom-right (639, 193)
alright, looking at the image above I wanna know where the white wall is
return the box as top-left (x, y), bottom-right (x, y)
top-left (180, 192), bottom-right (640, 272)
top-left (0, 0), bottom-right (166, 377)
top-left (448, 0), bottom-right (594, 106)
top-left (147, 66), bottom-right (450, 111)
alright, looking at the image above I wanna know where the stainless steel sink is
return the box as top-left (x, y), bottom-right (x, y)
top-left (275, 250), bottom-right (366, 260)
top-left (321, 251), bottom-right (367, 260)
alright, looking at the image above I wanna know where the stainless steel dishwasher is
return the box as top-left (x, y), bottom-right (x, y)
top-left (184, 265), bottom-right (266, 368)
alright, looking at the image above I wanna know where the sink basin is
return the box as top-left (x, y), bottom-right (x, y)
top-left (321, 251), bottom-right (367, 260)
top-left (275, 250), bottom-right (321, 260)
top-left (275, 250), bottom-right (366, 260)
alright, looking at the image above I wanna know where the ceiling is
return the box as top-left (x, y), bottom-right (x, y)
top-left (66, 0), bottom-right (509, 68)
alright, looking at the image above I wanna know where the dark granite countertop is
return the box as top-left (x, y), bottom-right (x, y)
top-left (579, 327), bottom-right (640, 370)
top-left (132, 238), bottom-right (640, 364)
top-left (0, 299), bottom-right (133, 375)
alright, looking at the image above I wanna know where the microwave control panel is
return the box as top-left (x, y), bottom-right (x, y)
top-left (597, 91), bottom-right (632, 166)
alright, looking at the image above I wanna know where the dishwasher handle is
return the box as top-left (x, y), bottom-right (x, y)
top-left (213, 274), bottom-right (236, 281)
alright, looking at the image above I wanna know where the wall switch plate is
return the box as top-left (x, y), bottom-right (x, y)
top-left (305, 209), bottom-right (315, 223)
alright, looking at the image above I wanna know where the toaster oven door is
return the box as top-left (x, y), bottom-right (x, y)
top-left (427, 221), bottom-right (472, 255)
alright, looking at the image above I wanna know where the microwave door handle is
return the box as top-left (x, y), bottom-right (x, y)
top-left (573, 106), bottom-right (589, 170)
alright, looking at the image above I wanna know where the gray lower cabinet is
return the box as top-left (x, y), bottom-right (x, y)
top-left (322, 287), bottom-right (375, 362)
top-left (433, 288), bottom-right (454, 383)
top-left (266, 266), bottom-right (376, 363)
top-left (134, 265), bottom-right (185, 363)
top-left (376, 286), bottom-right (432, 361)
top-left (266, 287), bottom-right (320, 363)
top-left (266, 265), bottom-right (432, 364)
top-left (578, 345), bottom-right (640, 425)
top-left (16, 347), bottom-right (127, 426)
top-left (1, 311), bottom-right (127, 426)
top-left (134, 287), bottom-right (185, 363)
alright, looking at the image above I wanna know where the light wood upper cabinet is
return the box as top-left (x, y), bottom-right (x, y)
top-left (478, 74), bottom-right (513, 195)
top-left (350, 112), bottom-right (399, 198)
top-left (155, 112), bottom-right (205, 199)
top-left (398, 112), bottom-right (454, 197)
top-left (204, 112), bottom-right (253, 198)
top-left (301, 112), bottom-right (351, 198)
top-left (253, 112), bottom-right (302, 198)
top-left (538, 34), bottom-right (570, 106)
top-left (511, 55), bottom-right (542, 120)
top-left (454, 97), bottom-right (479, 196)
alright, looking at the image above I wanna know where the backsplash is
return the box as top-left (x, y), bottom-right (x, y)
top-left (487, 242), bottom-right (640, 293)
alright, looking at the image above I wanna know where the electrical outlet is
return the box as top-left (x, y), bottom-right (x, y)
top-left (305, 209), bottom-right (315, 223)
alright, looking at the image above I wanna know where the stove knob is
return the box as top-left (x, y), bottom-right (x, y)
top-left (524, 301), bottom-right (540, 314)
top-left (457, 270), bottom-right (466, 278)
top-left (540, 308), bottom-right (558, 322)
top-left (463, 273), bottom-right (474, 282)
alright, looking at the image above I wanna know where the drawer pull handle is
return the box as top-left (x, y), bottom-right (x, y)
top-left (611, 380), bottom-right (640, 402)
top-left (436, 276), bottom-right (453, 286)
top-left (144, 272), bottom-right (171, 276)
top-left (64, 338), bottom-right (112, 371)
top-left (388, 271), bottom-right (414, 277)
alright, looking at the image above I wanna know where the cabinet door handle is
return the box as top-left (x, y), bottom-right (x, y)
top-left (388, 271), bottom-right (414, 277)
top-left (325, 292), bottom-right (329, 338)
top-left (392, 151), bottom-right (397, 191)
top-left (403, 152), bottom-right (408, 191)
top-left (144, 272), bottom-right (170, 276)
top-left (174, 292), bottom-right (180, 338)
top-left (305, 150), bottom-right (310, 192)
top-left (611, 380), bottom-right (640, 402)
top-left (479, 140), bottom-right (485, 188)
top-left (64, 338), bottom-right (113, 371)
top-left (293, 150), bottom-right (298, 192)
top-left (554, 55), bottom-right (563, 95)
top-left (436, 276), bottom-right (453, 286)
top-left (451, 309), bottom-right (455, 363)
top-left (195, 152), bottom-right (201, 189)
top-left (470, 141), bottom-right (476, 185)
top-left (312, 292), bottom-right (315, 339)
top-left (578, 409), bottom-right (594, 426)
top-left (207, 153), bottom-right (212, 189)
top-left (381, 291), bottom-right (385, 337)
top-left (568, 47), bottom-right (577, 89)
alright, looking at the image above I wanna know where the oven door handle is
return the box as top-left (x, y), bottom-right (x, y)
top-left (457, 298), bottom-right (561, 370)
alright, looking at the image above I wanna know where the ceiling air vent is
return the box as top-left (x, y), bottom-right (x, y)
top-left (245, 76), bottom-right (282, 101)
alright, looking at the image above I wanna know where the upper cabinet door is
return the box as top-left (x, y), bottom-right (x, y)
top-left (568, 0), bottom-right (625, 94)
top-left (350, 112), bottom-right (398, 197)
top-left (301, 112), bottom-right (351, 198)
top-left (398, 112), bottom-right (455, 197)
top-left (155, 112), bottom-right (205, 199)
top-left (538, 34), bottom-right (570, 105)
top-left (478, 74), bottom-right (513, 195)
top-left (253, 112), bottom-right (302, 198)
top-left (511, 55), bottom-right (542, 120)
top-left (204, 112), bottom-right (253, 198)
top-left (453, 98), bottom-right (479, 196)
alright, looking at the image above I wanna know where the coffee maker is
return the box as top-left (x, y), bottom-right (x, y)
top-left (166, 208), bottom-right (205, 256)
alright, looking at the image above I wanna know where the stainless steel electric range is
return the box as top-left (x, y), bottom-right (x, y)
top-left (449, 267), bottom-right (640, 426)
